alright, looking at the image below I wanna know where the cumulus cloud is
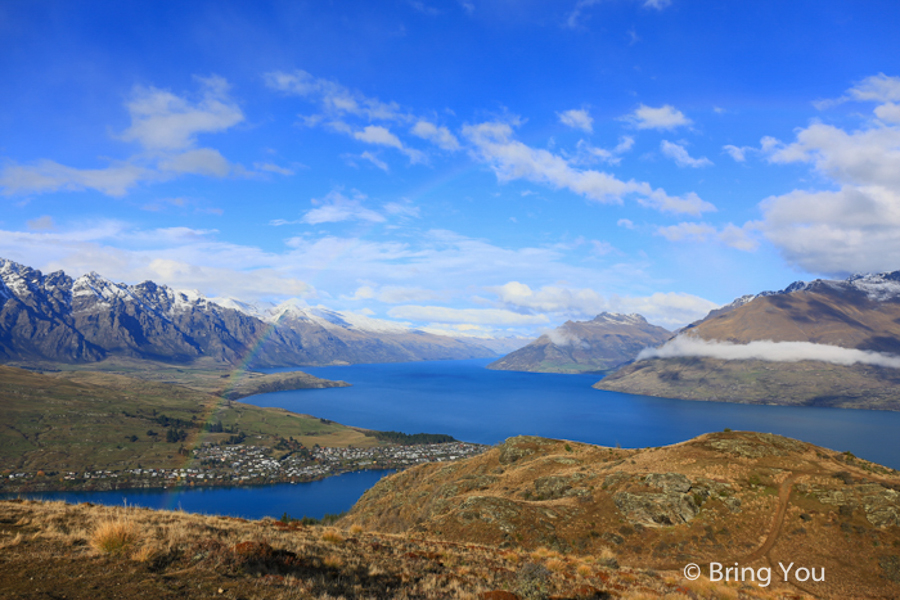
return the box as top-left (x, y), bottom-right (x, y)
top-left (624, 104), bottom-right (692, 130)
top-left (463, 120), bottom-right (715, 215)
top-left (757, 74), bottom-right (900, 274)
top-left (558, 108), bottom-right (593, 133)
top-left (760, 185), bottom-right (900, 274)
top-left (637, 336), bottom-right (900, 370)
top-left (660, 141), bottom-right (712, 168)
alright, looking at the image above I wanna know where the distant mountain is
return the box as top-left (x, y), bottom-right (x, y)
top-left (597, 271), bottom-right (900, 410)
top-left (0, 258), bottom-right (496, 367)
top-left (487, 312), bottom-right (670, 373)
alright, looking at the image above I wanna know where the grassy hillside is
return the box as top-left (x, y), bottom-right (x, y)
top-left (342, 431), bottom-right (900, 599)
top-left (0, 365), bottom-right (375, 474)
top-left (11, 356), bottom-right (350, 400)
top-left (0, 497), bottom-right (821, 600)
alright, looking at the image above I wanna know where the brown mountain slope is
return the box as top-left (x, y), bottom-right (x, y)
top-left (341, 432), bottom-right (900, 599)
top-left (684, 288), bottom-right (900, 353)
top-left (596, 357), bottom-right (900, 410)
top-left (596, 273), bottom-right (900, 409)
top-left (488, 313), bottom-right (670, 374)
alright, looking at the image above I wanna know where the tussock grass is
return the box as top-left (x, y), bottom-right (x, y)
top-left (90, 516), bottom-right (138, 556)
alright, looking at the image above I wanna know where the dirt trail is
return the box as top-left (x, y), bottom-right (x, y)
top-left (743, 473), bottom-right (798, 564)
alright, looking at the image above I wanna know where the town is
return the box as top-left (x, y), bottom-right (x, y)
top-left (1, 441), bottom-right (489, 493)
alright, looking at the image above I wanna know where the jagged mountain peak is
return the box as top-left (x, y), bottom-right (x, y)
top-left (0, 257), bottom-right (496, 366)
top-left (592, 311), bottom-right (647, 325)
top-left (761, 270), bottom-right (900, 302)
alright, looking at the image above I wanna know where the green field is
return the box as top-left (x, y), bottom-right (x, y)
top-left (0, 365), bottom-right (377, 474)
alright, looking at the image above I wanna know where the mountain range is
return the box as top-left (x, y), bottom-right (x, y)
top-left (0, 258), bottom-right (500, 367)
top-left (597, 271), bottom-right (900, 410)
top-left (487, 312), bottom-right (670, 373)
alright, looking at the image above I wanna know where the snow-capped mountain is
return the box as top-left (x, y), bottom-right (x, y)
top-left (488, 311), bottom-right (670, 374)
top-left (0, 258), bottom-right (496, 366)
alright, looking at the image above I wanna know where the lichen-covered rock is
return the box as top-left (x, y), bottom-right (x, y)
top-left (533, 473), bottom-right (589, 500)
top-left (613, 490), bottom-right (700, 527)
top-left (455, 496), bottom-right (522, 532)
top-left (644, 473), bottom-right (692, 493)
top-left (706, 432), bottom-right (805, 458)
top-left (861, 486), bottom-right (900, 527)
top-left (498, 437), bottom-right (540, 464)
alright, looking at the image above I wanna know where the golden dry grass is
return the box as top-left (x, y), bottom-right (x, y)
top-left (90, 516), bottom-right (138, 556)
top-left (0, 499), bottom-right (840, 600)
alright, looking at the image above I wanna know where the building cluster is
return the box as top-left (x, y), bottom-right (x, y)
top-left (2, 441), bottom-right (487, 491)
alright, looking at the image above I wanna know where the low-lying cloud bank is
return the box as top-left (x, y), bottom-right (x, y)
top-left (637, 336), bottom-right (900, 369)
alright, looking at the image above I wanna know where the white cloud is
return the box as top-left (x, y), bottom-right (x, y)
top-left (757, 75), bottom-right (900, 274)
top-left (357, 151), bottom-right (390, 172)
top-left (625, 104), bottom-right (692, 130)
top-left (766, 122), bottom-right (900, 189)
top-left (723, 144), bottom-right (749, 162)
top-left (558, 108), bottom-right (593, 133)
top-left (119, 76), bottom-right (243, 152)
top-left (383, 201), bottom-right (420, 218)
top-left (760, 185), bottom-right (900, 274)
top-left (660, 140), bottom-right (712, 168)
top-left (0, 78), bottom-right (243, 197)
top-left (352, 125), bottom-right (426, 164)
top-left (0, 160), bottom-right (150, 197)
top-left (463, 119), bottom-right (715, 215)
top-left (354, 125), bottom-right (404, 148)
top-left (265, 70), bottom-right (408, 122)
top-left (255, 162), bottom-right (295, 176)
top-left (302, 190), bottom-right (387, 225)
top-left (158, 148), bottom-right (232, 177)
top-left (617, 218), bottom-right (635, 229)
top-left (658, 221), bottom-right (758, 251)
top-left (638, 336), bottom-right (900, 370)
top-left (26, 216), bottom-right (56, 231)
top-left (490, 281), bottom-right (717, 329)
top-left (847, 73), bottom-right (900, 103)
top-left (566, 0), bottom-right (670, 28)
top-left (388, 305), bottom-right (550, 326)
top-left (411, 120), bottom-right (460, 151)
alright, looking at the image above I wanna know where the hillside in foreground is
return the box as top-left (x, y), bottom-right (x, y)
top-left (0, 492), bottom-right (842, 600)
top-left (342, 431), bottom-right (900, 599)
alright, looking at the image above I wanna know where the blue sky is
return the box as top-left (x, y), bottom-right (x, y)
top-left (2, 0), bottom-right (899, 337)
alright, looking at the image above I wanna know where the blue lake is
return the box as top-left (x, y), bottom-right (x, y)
top-left (14, 358), bottom-right (900, 518)
top-left (254, 358), bottom-right (900, 470)
top-left (4, 469), bottom-right (393, 520)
